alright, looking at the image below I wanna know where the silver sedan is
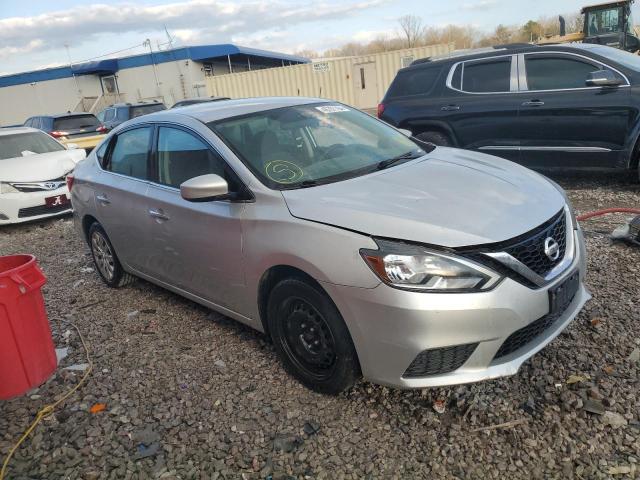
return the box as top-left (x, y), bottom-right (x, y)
top-left (70, 97), bottom-right (590, 394)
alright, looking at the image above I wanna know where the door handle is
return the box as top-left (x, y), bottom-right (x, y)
top-left (148, 209), bottom-right (170, 221)
top-left (522, 100), bottom-right (545, 107)
top-left (96, 194), bottom-right (110, 205)
top-left (441, 105), bottom-right (461, 111)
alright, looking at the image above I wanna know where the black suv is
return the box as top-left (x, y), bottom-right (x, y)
top-left (24, 112), bottom-right (105, 140)
top-left (96, 101), bottom-right (166, 131)
top-left (379, 43), bottom-right (640, 178)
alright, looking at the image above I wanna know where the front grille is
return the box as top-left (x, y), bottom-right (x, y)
top-left (502, 210), bottom-right (567, 276)
top-left (11, 176), bottom-right (67, 193)
top-left (18, 203), bottom-right (71, 218)
top-left (403, 343), bottom-right (478, 378)
top-left (494, 272), bottom-right (578, 360)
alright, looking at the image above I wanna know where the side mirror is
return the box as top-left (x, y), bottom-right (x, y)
top-left (398, 128), bottom-right (413, 138)
top-left (180, 174), bottom-right (229, 202)
top-left (586, 70), bottom-right (623, 87)
top-left (66, 143), bottom-right (79, 150)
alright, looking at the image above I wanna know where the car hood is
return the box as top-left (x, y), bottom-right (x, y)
top-left (281, 147), bottom-right (566, 248)
top-left (0, 149), bottom-right (85, 182)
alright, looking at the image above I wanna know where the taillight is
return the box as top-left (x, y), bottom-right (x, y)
top-left (377, 103), bottom-right (385, 118)
top-left (50, 130), bottom-right (69, 138)
top-left (96, 125), bottom-right (107, 133)
top-left (66, 174), bottom-right (75, 192)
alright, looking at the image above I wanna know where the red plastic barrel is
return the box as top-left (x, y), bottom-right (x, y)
top-left (0, 255), bottom-right (56, 400)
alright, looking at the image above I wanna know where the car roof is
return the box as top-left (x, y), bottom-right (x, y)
top-left (140, 96), bottom-right (328, 123)
top-left (0, 126), bottom-right (39, 136)
top-left (405, 43), bottom-right (604, 71)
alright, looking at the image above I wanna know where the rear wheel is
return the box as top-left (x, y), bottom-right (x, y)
top-left (88, 223), bottom-right (135, 288)
top-left (415, 131), bottom-right (452, 147)
top-left (267, 278), bottom-right (360, 395)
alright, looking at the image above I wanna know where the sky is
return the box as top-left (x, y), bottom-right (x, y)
top-left (1, 0), bottom-right (638, 76)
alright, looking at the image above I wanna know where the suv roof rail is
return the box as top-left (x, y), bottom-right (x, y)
top-left (409, 57), bottom-right (432, 66)
top-left (493, 42), bottom-right (536, 50)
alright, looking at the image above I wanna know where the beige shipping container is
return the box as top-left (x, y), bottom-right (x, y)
top-left (205, 44), bottom-right (453, 110)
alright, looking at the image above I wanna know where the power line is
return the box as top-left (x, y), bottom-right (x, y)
top-left (72, 42), bottom-right (148, 64)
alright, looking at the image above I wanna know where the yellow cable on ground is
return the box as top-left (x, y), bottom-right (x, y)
top-left (0, 323), bottom-right (93, 480)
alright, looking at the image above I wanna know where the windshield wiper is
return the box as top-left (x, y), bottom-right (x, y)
top-left (376, 150), bottom-right (423, 170)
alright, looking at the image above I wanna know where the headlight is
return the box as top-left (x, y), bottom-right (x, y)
top-left (0, 182), bottom-right (19, 194)
top-left (361, 239), bottom-right (502, 292)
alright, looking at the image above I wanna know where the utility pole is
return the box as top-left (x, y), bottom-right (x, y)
top-left (65, 43), bottom-right (82, 101)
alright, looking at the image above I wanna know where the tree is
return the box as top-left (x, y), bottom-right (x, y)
top-left (522, 20), bottom-right (543, 42)
top-left (398, 15), bottom-right (425, 48)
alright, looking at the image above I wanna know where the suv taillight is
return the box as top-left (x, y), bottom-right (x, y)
top-left (66, 174), bottom-right (75, 192)
top-left (50, 130), bottom-right (69, 138)
top-left (377, 103), bottom-right (385, 118)
top-left (96, 125), bottom-right (107, 133)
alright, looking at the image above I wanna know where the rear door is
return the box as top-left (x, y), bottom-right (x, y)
top-left (94, 126), bottom-right (154, 273)
top-left (438, 55), bottom-right (522, 162)
top-left (143, 124), bottom-right (246, 312)
top-left (517, 51), bottom-right (632, 168)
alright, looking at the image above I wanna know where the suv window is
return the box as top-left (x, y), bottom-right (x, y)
top-left (104, 109), bottom-right (115, 122)
top-left (462, 58), bottom-right (511, 93)
top-left (53, 114), bottom-right (100, 131)
top-left (106, 127), bottom-right (151, 180)
top-left (131, 104), bottom-right (166, 119)
top-left (156, 126), bottom-right (233, 189)
top-left (525, 55), bottom-right (601, 91)
top-left (386, 66), bottom-right (442, 98)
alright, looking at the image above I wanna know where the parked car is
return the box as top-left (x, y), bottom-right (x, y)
top-left (96, 101), bottom-right (166, 131)
top-left (70, 97), bottom-right (589, 394)
top-left (379, 43), bottom-right (640, 179)
top-left (0, 127), bottom-right (85, 224)
top-left (171, 97), bottom-right (230, 108)
top-left (24, 112), bottom-right (106, 151)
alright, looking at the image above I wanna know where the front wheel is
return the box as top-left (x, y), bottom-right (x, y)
top-left (267, 278), bottom-right (360, 395)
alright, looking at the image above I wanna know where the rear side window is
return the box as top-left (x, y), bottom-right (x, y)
top-left (106, 127), bottom-right (151, 180)
top-left (525, 56), bottom-right (601, 90)
top-left (53, 115), bottom-right (100, 131)
top-left (462, 58), bottom-right (511, 93)
top-left (386, 67), bottom-right (442, 98)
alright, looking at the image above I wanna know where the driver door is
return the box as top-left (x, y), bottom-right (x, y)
top-left (143, 125), bottom-right (247, 312)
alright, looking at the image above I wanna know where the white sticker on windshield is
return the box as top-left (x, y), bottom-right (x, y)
top-left (315, 105), bottom-right (350, 113)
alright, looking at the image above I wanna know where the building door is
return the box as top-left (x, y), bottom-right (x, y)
top-left (352, 62), bottom-right (378, 109)
top-left (101, 75), bottom-right (119, 95)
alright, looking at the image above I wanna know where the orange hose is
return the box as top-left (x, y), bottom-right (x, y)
top-left (577, 208), bottom-right (640, 221)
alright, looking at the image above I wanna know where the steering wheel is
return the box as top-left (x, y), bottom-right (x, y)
top-left (321, 144), bottom-right (347, 160)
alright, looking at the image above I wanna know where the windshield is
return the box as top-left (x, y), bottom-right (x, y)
top-left (0, 131), bottom-right (65, 160)
top-left (209, 103), bottom-right (425, 189)
top-left (53, 115), bottom-right (100, 131)
top-left (130, 104), bottom-right (166, 118)
top-left (579, 44), bottom-right (640, 71)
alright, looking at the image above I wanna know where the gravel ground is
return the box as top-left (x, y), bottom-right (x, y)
top-left (0, 171), bottom-right (639, 480)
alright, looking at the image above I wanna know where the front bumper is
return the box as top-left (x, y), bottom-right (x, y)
top-left (0, 188), bottom-right (72, 225)
top-left (322, 227), bottom-right (590, 388)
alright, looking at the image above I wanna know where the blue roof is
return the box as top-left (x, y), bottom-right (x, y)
top-left (0, 44), bottom-right (309, 88)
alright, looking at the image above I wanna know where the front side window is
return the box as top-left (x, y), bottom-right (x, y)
top-left (210, 103), bottom-right (425, 190)
top-left (0, 132), bottom-right (65, 160)
top-left (525, 56), bottom-right (601, 90)
top-left (106, 127), bottom-right (151, 180)
top-left (156, 127), bottom-right (234, 189)
top-left (462, 58), bottom-right (511, 93)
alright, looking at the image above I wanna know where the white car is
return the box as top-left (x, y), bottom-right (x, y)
top-left (0, 127), bottom-right (86, 225)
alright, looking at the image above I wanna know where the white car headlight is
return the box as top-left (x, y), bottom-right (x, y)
top-left (361, 239), bottom-right (502, 292)
top-left (0, 182), bottom-right (19, 194)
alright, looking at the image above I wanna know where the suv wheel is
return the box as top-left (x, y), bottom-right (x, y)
top-left (416, 131), bottom-right (452, 147)
top-left (88, 222), bottom-right (135, 288)
top-left (267, 278), bottom-right (360, 395)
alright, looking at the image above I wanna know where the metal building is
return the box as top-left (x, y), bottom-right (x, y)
top-left (0, 44), bottom-right (308, 126)
top-left (205, 44), bottom-right (453, 110)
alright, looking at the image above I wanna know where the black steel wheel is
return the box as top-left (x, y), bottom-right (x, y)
top-left (267, 278), bottom-right (360, 394)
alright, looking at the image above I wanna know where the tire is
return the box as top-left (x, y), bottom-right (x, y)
top-left (267, 278), bottom-right (360, 395)
top-left (88, 222), bottom-right (135, 288)
top-left (415, 131), bottom-right (452, 147)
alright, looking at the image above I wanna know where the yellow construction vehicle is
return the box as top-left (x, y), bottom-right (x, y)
top-left (537, 0), bottom-right (640, 52)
